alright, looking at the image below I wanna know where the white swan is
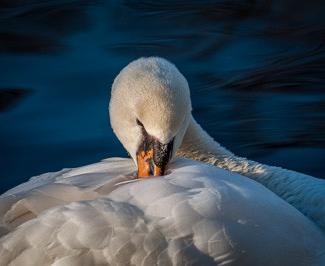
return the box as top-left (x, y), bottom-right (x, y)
top-left (111, 57), bottom-right (325, 232)
top-left (0, 57), bottom-right (324, 265)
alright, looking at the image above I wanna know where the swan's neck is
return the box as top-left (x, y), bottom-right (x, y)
top-left (177, 116), bottom-right (325, 231)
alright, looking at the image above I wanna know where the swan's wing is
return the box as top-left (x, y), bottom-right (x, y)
top-left (0, 158), bottom-right (135, 231)
top-left (0, 158), bottom-right (325, 266)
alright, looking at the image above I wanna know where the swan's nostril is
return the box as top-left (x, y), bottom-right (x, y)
top-left (149, 158), bottom-right (154, 176)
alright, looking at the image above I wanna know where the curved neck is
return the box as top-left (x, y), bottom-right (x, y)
top-left (177, 116), bottom-right (325, 232)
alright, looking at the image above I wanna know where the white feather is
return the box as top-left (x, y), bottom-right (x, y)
top-left (1, 158), bottom-right (324, 266)
top-left (1, 57), bottom-right (325, 265)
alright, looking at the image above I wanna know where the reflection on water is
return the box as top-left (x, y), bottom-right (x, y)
top-left (0, 0), bottom-right (324, 193)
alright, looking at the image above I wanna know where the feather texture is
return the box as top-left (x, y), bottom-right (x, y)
top-left (177, 117), bottom-right (325, 232)
top-left (1, 158), bottom-right (324, 265)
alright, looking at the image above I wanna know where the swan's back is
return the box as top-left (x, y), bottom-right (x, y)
top-left (0, 158), bottom-right (324, 266)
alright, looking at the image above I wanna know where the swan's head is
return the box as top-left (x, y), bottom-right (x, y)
top-left (109, 57), bottom-right (191, 178)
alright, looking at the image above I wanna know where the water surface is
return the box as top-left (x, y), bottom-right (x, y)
top-left (1, 0), bottom-right (325, 193)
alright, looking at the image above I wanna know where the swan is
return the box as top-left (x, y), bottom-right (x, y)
top-left (110, 56), bottom-right (325, 232)
top-left (0, 57), bottom-right (324, 265)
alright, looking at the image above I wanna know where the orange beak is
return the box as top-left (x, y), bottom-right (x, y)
top-left (136, 138), bottom-right (174, 179)
top-left (136, 149), bottom-right (163, 178)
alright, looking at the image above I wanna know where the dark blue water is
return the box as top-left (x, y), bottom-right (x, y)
top-left (1, 0), bottom-right (325, 193)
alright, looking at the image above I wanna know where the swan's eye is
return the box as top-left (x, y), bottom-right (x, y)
top-left (136, 118), bottom-right (148, 137)
top-left (136, 119), bottom-right (144, 128)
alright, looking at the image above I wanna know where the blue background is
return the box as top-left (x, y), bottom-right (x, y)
top-left (1, 0), bottom-right (324, 193)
